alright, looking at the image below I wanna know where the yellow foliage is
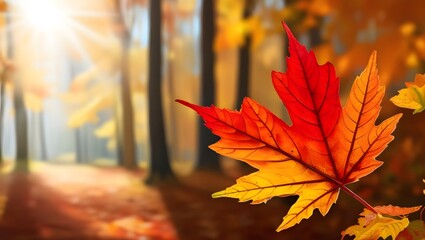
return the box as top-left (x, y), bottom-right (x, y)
top-left (391, 74), bottom-right (425, 114)
top-left (95, 119), bottom-right (117, 151)
top-left (95, 119), bottom-right (115, 138)
top-left (128, 46), bottom-right (147, 92)
top-left (67, 95), bottom-right (113, 128)
top-left (342, 209), bottom-right (409, 240)
top-left (214, 0), bottom-right (286, 51)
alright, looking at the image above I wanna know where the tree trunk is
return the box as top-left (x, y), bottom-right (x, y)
top-left (13, 79), bottom-right (29, 172)
top-left (236, 1), bottom-right (254, 108)
top-left (115, 0), bottom-right (137, 169)
top-left (118, 43), bottom-right (137, 169)
top-left (6, 13), bottom-right (29, 172)
top-left (197, 0), bottom-right (220, 171)
top-left (75, 128), bottom-right (83, 163)
top-left (0, 79), bottom-right (5, 164)
top-left (38, 112), bottom-right (48, 160)
top-left (307, 12), bottom-right (324, 48)
top-left (146, 0), bottom-right (174, 184)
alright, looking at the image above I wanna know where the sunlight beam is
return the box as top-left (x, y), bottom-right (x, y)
top-left (14, 0), bottom-right (70, 34)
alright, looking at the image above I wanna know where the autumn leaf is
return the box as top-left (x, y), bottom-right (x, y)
top-left (374, 205), bottom-right (422, 217)
top-left (341, 209), bottom-right (412, 240)
top-left (177, 23), bottom-right (402, 231)
top-left (342, 205), bottom-right (421, 239)
top-left (395, 220), bottom-right (425, 240)
top-left (391, 74), bottom-right (425, 114)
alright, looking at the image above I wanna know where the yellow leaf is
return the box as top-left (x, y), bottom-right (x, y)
top-left (342, 209), bottom-right (410, 240)
top-left (212, 168), bottom-right (339, 231)
top-left (391, 74), bottom-right (425, 114)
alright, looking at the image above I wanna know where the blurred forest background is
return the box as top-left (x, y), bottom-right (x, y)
top-left (0, 0), bottom-right (424, 239)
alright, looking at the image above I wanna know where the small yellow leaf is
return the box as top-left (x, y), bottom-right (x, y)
top-left (342, 209), bottom-right (409, 240)
top-left (391, 74), bottom-right (425, 114)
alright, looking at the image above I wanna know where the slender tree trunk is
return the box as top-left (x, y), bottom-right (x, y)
top-left (6, 14), bottom-right (29, 172)
top-left (146, 0), bottom-right (174, 183)
top-left (230, 1), bottom-right (257, 175)
top-left (308, 26), bottom-right (322, 47)
top-left (75, 128), bottom-right (83, 163)
top-left (118, 42), bottom-right (137, 169)
top-left (0, 79), bottom-right (5, 164)
top-left (39, 112), bottom-right (47, 160)
top-left (236, 1), bottom-right (254, 108)
top-left (13, 80), bottom-right (29, 171)
top-left (197, 0), bottom-right (220, 170)
top-left (115, 0), bottom-right (137, 169)
top-left (75, 126), bottom-right (89, 163)
top-left (236, 41), bottom-right (250, 108)
top-left (306, 10), bottom-right (324, 48)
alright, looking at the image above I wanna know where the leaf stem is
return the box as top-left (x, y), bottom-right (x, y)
top-left (340, 185), bottom-right (377, 214)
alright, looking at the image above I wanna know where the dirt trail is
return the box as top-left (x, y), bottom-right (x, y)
top-left (0, 163), bottom-right (176, 240)
top-left (0, 163), bottom-right (357, 239)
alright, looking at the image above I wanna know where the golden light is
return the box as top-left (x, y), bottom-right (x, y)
top-left (21, 1), bottom-right (68, 33)
top-left (12, 0), bottom-right (71, 34)
top-left (5, 0), bottom-right (116, 60)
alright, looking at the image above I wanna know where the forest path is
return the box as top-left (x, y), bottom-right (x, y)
top-left (0, 162), bottom-right (176, 239)
top-left (0, 162), bottom-right (357, 239)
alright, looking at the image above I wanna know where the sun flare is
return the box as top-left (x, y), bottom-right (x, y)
top-left (17, 0), bottom-right (70, 33)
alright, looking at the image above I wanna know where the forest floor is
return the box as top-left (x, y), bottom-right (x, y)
top-left (0, 161), bottom-right (358, 240)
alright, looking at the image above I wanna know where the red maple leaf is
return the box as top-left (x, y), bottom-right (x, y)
top-left (177, 23), bottom-right (402, 231)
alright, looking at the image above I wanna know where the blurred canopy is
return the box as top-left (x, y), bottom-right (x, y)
top-left (0, 0), bottom-right (423, 181)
